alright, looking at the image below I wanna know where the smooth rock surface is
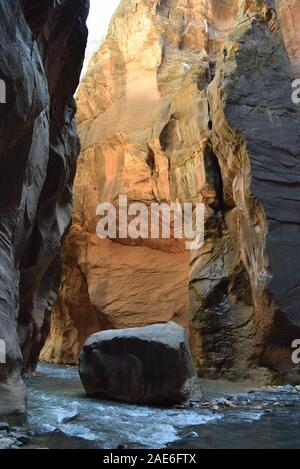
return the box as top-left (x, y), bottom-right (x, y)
top-left (43, 0), bottom-right (300, 384)
top-left (79, 322), bottom-right (202, 405)
top-left (0, 0), bottom-right (89, 415)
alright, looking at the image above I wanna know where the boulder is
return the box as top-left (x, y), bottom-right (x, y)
top-left (79, 322), bottom-right (202, 406)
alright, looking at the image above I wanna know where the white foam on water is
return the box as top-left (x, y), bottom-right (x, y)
top-left (126, 423), bottom-right (179, 448)
top-left (59, 423), bottom-right (99, 441)
top-left (121, 411), bottom-right (222, 448)
top-left (168, 411), bottom-right (222, 427)
top-left (27, 364), bottom-right (224, 448)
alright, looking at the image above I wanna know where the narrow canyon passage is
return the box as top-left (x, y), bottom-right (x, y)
top-left (41, 0), bottom-right (300, 385)
top-left (0, 0), bottom-right (300, 452)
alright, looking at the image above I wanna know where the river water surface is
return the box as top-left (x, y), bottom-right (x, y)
top-left (24, 363), bottom-right (300, 449)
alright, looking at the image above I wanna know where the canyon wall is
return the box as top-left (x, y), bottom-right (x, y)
top-left (42, 0), bottom-right (300, 384)
top-left (0, 0), bottom-right (89, 416)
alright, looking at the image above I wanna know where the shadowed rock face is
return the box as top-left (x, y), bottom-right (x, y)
top-left (0, 0), bottom-right (89, 416)
top-left (191, 1), bottom-right (300, 383)
top-left (79, 322), bottom-right (202, 405)
top-left (44, 0), bottom-right (300, 384)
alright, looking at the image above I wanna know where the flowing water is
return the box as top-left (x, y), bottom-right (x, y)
top-left (24, 363), bottom-right (300, 449)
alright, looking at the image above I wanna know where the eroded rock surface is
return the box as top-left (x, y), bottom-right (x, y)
top-left (44, 0), bottom-right (300, 384)
top-left (0, 0), bottom-right (88, 416)
top-left (79, 322), bottom-right (202, 405)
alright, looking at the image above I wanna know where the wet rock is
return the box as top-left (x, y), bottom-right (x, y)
top-left (284, 403), bottom-right (294, 408)
top-left (79, 322), bottom-right (203, 406)
top-left (0, 438), bottom-right (14, 449)
top-left (61, 413), bottom-right (79, 424)
top-left (181, 431), bottom-right (199, 440)
top-left (223, 400), bottom-right (238, 409)
top-left (117, 444), bottom-right (128, 450)
top-left (0, 429), bottom-right (31, 449)
top-left (0, 422), bottom-right (9, 433)
top-left (211, 404), bottom-right (220, 411)
top-left (16, 435), bottom-right (31, 444)
top-left (14, 441), bottom-right (24, 448)
top-left (214, 398), bottom-right (238, 409)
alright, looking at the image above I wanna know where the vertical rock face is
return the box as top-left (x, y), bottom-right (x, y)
top-left (191, 3), bottom-right (300, 383)
top-left (44, 0), bottom-right (300, 384)
top-left (191, 0), bottom-right (300, 383)
top-left (276, 0), bottom-right (300, 73)
top-left (0, 0), bottom-right (88, 416)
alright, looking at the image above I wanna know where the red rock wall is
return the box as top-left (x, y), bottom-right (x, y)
top-left (43, 0), bottom-right (300, 385)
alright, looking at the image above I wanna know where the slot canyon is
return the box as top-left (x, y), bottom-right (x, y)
top-left (0, 0), bottom-right (300, 452)
top-left (41, 0), bottom-right (300, 384)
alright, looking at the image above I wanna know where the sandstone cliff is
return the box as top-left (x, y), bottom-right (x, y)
top-left (42, 0), bottom-right (300, 384)
top-left (0, 0), bottom-right (89, 416)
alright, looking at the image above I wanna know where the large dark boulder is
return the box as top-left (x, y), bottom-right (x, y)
top-left (79, 322), bottom-right (202, 406)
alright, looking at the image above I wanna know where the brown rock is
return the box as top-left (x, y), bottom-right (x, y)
top-left (276, 0), bottom-right (300, 73)
top-left (190, 1), bottom-right (300, 383)
top-left (42, 0), bottom-right (208, 362)
top-left (44, 0), bottom-right (300, 385)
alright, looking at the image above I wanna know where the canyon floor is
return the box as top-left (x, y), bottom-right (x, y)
top-left (16, 363), bottom-right (300, 449)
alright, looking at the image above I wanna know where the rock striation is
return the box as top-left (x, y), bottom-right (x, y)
top-left (0, 0), bottom-right (89, 416)
top-left (44, 0), bottom-right (300, 384)
top-left (79, 322), bottom-right (202, 405)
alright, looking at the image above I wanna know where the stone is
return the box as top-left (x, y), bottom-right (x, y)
top-left (181, 431), bottom-right (199, 440)
top-left (276, 0), bottom-right (300, 73)
top-left (61, 413), bottom-right (79, 424)
top-left (41, 0), bottom-right (300, 385)
top-left (0, 0), bottom-right (89, 415)
top-left (117, 444), bottom-right (128, 450)
top-left (0, 438), bottom-right (14, 449)
top-left (223, 400), bottom-right (237, 409)
top-left (0, 422), bottom-right (9, 433)
top-left (79, 322), bottom-right (202, 406)
top-left (16, 435), bottom-right (31, 444)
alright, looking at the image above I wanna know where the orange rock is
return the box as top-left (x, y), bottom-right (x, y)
top-left (276, 0), bottom-right (300, 72)
top-left (42, 1), bottom-right (300, 386)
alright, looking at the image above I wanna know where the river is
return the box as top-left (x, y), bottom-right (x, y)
top-left (24, 363), bottom-right (300, 449)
